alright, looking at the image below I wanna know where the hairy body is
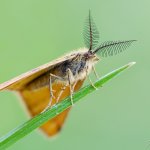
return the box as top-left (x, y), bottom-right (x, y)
top-left (26, 49), bottom-right (99, 91)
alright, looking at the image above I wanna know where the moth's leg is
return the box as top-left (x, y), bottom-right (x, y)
top-left (49, 73), bottom-right (66, 104)
top-left (42, 73), bottom-right (64, 112)
top-left (92, 65), bottom-right (99, 79)
top-left (49, 73), bottom-right (77, 104)
top-left (67, 68), bottom-right (74, 105)
top-left (86, 67), bottom-right (98, 90)
top-left (56, 84), bottom-right (68, 103)
top-left (92, 65), bottom-right (102, 87)
top-left (56, 80), bottom-right (77, 104)
top-left (87, 75), bottom-right (98, 90)
top-left (72, 81), bottom-right (77, 91)
top-left (47, 73), bottom-right (55, 108)
top-left (49, 73), bottom-right (63, 80)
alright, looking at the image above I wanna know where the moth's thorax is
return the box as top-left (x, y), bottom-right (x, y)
top-left (26, 48), bottom-right (99, 90)
top-left (57, 50), bottom-right (99, 83)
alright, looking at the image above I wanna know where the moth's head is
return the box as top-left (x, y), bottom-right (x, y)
top-left (83, 50), bottom-right (99, 63)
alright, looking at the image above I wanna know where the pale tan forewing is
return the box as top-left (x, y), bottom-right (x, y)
top-left (0, 53), bottom-right (76, 91)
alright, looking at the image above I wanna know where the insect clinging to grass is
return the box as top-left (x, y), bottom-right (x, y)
top-left (0, 11), bottom-right (136, 136)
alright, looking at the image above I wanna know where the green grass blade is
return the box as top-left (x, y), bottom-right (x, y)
top-left (0, 62), bottom-right (136, 150)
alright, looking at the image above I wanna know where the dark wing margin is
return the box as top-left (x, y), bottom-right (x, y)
top-left (93, 40), bottom-right (136, 57)
top-left (83, 10), bottom-right (99, 50)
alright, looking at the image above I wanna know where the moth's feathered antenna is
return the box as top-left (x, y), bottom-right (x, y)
top-left (93, 40), bottom-right (136, 57)
top-left (83, 10), bottom-right (99, 51)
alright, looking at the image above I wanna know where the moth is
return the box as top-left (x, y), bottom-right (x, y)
top-left (0, 11), bottom-right (136, 136)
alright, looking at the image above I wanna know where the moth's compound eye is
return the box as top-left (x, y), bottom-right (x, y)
top-left (84, 51), bottom-right (94, 60)
top-left (89, 50), bottom-right (93, 55)
top-left (84, 53), bottom-right (89, 59)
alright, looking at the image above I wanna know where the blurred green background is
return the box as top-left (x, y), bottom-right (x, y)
top-left (0, 0), bottom-right (149, 150)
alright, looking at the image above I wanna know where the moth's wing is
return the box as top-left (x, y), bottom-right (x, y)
top-left (0, 54), bottom-right (76, 91)
top-left (19, 79), bottom-right (85, 136)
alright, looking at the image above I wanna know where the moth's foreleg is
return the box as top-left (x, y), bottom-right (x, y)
top-left (92, 65), bottom-right (103, 87)
top-left (86, 66), bottom-right (98, 90)
top-left (92, 65), bottom-right (99, 79)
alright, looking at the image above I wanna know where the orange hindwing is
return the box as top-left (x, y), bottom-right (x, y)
top-left (19, 79), bottom-right (84, 136)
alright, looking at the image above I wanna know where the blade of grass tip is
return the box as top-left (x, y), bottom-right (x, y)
top-left (0, 62), bottom-right (136, 150)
